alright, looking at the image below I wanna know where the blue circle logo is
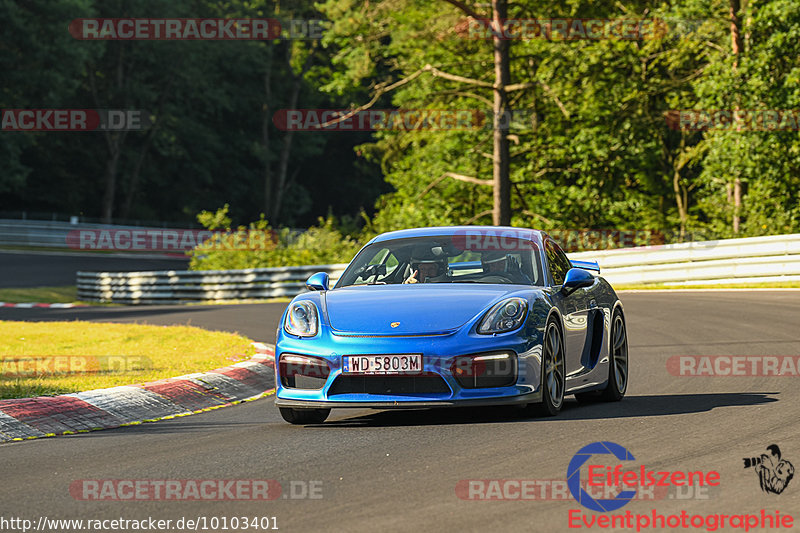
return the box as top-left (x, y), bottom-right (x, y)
top-left (567, 441), bottom-right (637, 512)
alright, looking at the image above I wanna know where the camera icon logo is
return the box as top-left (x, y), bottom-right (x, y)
top-left (743, 444), bottom-right (794, 495)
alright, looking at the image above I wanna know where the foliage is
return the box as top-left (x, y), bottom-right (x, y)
top-left (3, 0), bottom-right (800, 262)
top-left (0, 0), bottom-right (381, 227)
top-left (318, 0), bottom-right (800, 240)
top-left (189, 207), bottom-right (361, 269)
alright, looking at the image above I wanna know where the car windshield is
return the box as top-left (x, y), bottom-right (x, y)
top-left (337, 236), bottom-right (543, 287)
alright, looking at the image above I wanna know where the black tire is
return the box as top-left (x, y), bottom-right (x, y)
top-left (575, 308), bottom-right (628, 403)
top-left (279, 407), bottom-right (330, 425)
top-left (531, 317), bottom-right (566, 417)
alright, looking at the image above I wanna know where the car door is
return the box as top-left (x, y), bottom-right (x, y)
top-left (545, 239), bottom-right (590, 377)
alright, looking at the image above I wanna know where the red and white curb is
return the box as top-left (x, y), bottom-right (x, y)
top-left (0, 343), bottom-right (275, 443)
top-left (0, 302), bottom-right (88, 308)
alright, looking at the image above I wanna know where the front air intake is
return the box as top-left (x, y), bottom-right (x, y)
top-left (451, 352), bottom-right (517, 388)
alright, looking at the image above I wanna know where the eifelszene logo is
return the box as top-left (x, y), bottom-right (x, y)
top-left (743, 444), bottom-right (795, 494)
top-left (567, 441), bottom-right (721, 512)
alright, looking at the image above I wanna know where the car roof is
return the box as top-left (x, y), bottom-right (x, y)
top-left (370, 225), bottom-right (546, 244)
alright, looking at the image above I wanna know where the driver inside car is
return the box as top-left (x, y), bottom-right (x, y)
top-left (403, 248), bottom-right (449, 284)
top-left (481, 251), bottom-right (509, 273)
top-left (481, 251), bottom-right (532, 284)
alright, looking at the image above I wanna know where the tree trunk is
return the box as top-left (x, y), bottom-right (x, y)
top-left (263, 46), bottom-right (274, 220)
top-left (119, 134), bottom-right (149, 221)
top-left (733, 177), bottom-right (741, 233)
top-left (121, 74), bottom-right (174, 220)
top-left (673, 172), bottom-right (687, 240)
top-left (730, 0), bottom-right (743, 233)
top-left (92, 44), bottom-right (128, 225)
top-left (271, 64), bottom-right (301, 223)
top-left (101, 135), bottom-right (123, 224)
top-left (491, 0), bottom-right (511, 226)
top-left (271, 42), bottom-right (315, 223)
top-left (730, 0), bottom-right (743, 66)
top-left (671, 136), bottom-right (688, 239)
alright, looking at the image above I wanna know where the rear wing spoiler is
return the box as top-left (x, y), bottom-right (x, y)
top-left (570, 259), bottom-right (600, 273)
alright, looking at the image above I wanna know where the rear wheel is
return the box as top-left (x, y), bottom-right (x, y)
top-left (575, 308), bottom-right (628, 403)
top-left (531, 318), bottom-right (565, 417)
top-left (279, 407), bottom-right (330, 425)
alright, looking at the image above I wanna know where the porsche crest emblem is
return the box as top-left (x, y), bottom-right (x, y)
top-left (390, 322), bottom-right (400, 328)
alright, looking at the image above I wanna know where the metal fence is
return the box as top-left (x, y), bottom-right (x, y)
top-left (77, 264), bottom-right (348, 304)
top-left (569, 233), bottom-right (800, 286)
top-left (0, 218), bottom-right (193, 249)
top-left (76, 233), bottom-right (800, 304)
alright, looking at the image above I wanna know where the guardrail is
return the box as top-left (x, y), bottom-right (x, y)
top-left (0, 218), bottom-right (195, 250)
top-left (77, 233), bottom-right (800, 304)
top-left (569, 233), bottom-right (800, 286)
top-left (77, 264), bottom-right (348, 304)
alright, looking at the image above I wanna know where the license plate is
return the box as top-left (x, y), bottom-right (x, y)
top-left (342, 354), bottom-right (423, 375)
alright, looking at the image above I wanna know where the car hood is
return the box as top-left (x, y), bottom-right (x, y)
top-left (324, 284), bottom-right (530, 335)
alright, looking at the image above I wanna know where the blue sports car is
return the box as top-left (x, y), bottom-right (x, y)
top-left (274, 226), bottom-right (628, 424)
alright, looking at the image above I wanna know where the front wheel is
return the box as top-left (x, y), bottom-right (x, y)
top-left (279, 407), bottom-right (330, 425)
top-left (530, 318), bottom-right (565, 417)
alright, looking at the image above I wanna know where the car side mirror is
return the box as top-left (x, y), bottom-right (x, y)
top-left (306, 272), bottom-right (330, 291)
top-left (561, 268), bottom-right (594, 296)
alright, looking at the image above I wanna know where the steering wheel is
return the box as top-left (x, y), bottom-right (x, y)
top-left (480, 273), bottom-right (514, 284)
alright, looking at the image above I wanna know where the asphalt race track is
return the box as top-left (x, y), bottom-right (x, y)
top-left (2, 291), bottom-right (799, 532)
top-left (0, 251), bottom-right (189, 288)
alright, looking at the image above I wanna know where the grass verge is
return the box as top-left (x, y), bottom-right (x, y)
top-left (0, 286), bottom-right (79, 304)
top-left (0, 320), bottom-right (255, 399)
top-left (0, 286), bottom-right (290, 305)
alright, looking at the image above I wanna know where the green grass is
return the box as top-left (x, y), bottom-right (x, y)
top-left (0, 245), bottom-right (78, 253)
top-left (0, 320), bottom-right (256, 399)
top-left (0, 286), bottom-right (79, 303)
top-left (0, 286), bottom-right (291, 305)
top-left (616, 281), bottom-right (800, 290)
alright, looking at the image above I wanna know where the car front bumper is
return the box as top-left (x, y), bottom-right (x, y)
top-left (275, 325), bottom-right (545, 408)
top-left (274, 389), bottom-right (543, 409)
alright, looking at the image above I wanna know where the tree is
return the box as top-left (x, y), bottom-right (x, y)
top-left (320, 0), bottom-right (544, 226)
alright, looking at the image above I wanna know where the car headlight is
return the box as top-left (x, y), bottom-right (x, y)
top-left (284, 301), bottom-right (319, 337)
top-left (477, 297), bottom-right (527, 334)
